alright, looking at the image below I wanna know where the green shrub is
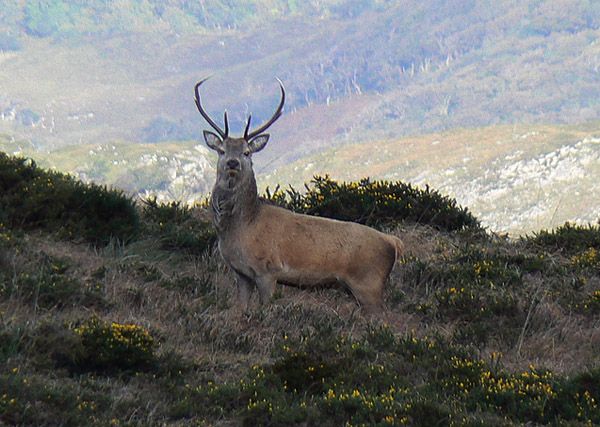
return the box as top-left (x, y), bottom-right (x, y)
top-left (222, 328), bottom-right (598, 425)
top-left (73, 317), bottom-right (156, 372)
top-left (0, 325), bottom-right (24, 364)
top-left (570, 247), bottom-right (600, 271)
top-left (0, 365), bottom-right (111, 427)
top-left (1, 253), bottom-right (74, 308)
top-left (527, 222), bottom-right (600, 254)
top-left (142, 197), bottom-right (216, 255)
top-left (402, 248), bottom-right (523, 324)
top-left (0, 223), bottom-right (18, 276)
top-left (0, 153), bottom-right (139, 245)
top-left (181, 328), bottom-right (475, 426)
top-left (11, 268), bottom-right (80, 310)
top-left (578, 290), bottom-right (600, 314)
top-left (265, 175), bottom-right (480, 232)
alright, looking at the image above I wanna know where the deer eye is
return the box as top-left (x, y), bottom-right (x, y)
top-left (243, 151), bottom-right (250, 157)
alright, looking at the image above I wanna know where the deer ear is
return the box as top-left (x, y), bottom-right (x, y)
top-left (248, 134), bottom-right (269, 153)
top-left (203, 130), bottom-right (223, 151)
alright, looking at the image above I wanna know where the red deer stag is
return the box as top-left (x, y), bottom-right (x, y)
top-left (195, 78), bottom-right (404, 313)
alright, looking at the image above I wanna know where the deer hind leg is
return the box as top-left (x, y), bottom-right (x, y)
top-left (255, 275), bottom-right (277, 305)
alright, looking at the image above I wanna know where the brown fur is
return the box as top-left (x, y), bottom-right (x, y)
top-left (218, 201), bottom-right (404, 312)
top-left (195, 79), bottom-right (403, 312)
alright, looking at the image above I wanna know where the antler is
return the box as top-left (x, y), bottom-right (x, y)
top-left (244, 79), bottom-right (285, 140)
top-left (194, 77), bottom-right (229, 139)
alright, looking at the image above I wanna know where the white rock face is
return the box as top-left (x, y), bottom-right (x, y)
top-left (72, 143), bottom-right (215, 206)
top-left (135, 145), bottom-right (214, 204)
top-left (414, 137), bottom-right (600, 234)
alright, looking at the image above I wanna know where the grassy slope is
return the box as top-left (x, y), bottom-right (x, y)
top-left (0, 154), bottom-right (599, 425)
top-left (1, 221), bottom-right (599, 425)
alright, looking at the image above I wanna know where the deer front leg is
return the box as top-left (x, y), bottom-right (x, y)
top-left (233, 272), bottom-right (254, 312)
top-left (255, 276), bottom-right (277, 305)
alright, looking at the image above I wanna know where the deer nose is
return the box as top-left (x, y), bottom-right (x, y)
top-left (226, 159), bottom-right (240, 169)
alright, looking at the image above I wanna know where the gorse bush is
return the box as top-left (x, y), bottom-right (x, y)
top-left (396, 243), bottom-right (562, 346)
top-left (73, 317), bottom-right (156, 372)
top-left (570, 247), bottom-right (600, 270)
top-left (527, 221), bottom-right (600, 254)
top-left (579, 290), bottom-right (600, 314)
top-left (0, 362), bottom-right (115, 427)
top-left (265, 175), bottom-right (480, 232)
top-left (0, 153), bottom-right (139, 245)
top-left (180, 327), bottom-right (600, 426)
top-left (142, 197), bottom-right (216, 255)
top-left (523, 221), bottom-right (600, 315)
top-left (403, 254), bottom-right (522, 316)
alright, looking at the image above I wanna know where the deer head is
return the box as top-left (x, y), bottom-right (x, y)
top-left (194, 78), bottom-right (285, 191)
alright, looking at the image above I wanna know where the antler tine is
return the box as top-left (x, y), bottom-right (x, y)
top-left (245, 79), bottom-right (285, 140)
top-left (243, 114), bottom-right (252, 140)
top-left (194, 77), bottom-right (228, 139)
top-left (223, 111), bottom-right (229, 137)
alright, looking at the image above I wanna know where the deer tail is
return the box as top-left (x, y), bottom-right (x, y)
top-left (387, 235), bottom-right (405, 266)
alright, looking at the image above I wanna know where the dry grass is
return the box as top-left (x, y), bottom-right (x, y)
top-left (1, 221), bottom-right (599, 425)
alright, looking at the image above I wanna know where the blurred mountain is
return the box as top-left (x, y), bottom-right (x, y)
top-left (1, 0), bottom-right (599, 233)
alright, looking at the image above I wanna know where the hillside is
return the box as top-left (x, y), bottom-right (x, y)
top-left (0, 135), bottom-right (215, 204)
top-left (1, 153), bottom-right (599, 425)
top-left (3, 120), bottom-right (599, 235)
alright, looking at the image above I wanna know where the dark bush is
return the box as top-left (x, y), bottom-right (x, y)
top-left (142, 197), bottom-right (216, 255)
top-left (0, 153), bottom-right (139, 245)
top-left (526, 221), bottom-right (600, 254)
top-left (265, 175), bottom-right (480, 232)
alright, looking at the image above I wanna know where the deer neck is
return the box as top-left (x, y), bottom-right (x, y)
top-left (210, 173), bottom-right (260, 233)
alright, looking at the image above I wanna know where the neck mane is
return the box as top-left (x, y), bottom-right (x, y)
top-left (210, 174), bottom-right (260, 232)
